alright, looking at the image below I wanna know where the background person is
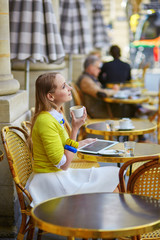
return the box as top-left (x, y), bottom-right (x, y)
top-left (26, 72), bottom-right (119, 206)
top-left (88, 50), bottom-right (102, 59)
top-left (77, 55), bottom-right (118, 118)
top-left (99, 45), bottom-right (131, 88)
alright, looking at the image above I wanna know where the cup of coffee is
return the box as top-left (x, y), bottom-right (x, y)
top-left (119, 118), bottom-right (132, 129)
top-left (70, 105), bottom-right (84, 118)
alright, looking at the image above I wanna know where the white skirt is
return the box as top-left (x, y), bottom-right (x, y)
top-left (26, 166), bottom-right (119, 206)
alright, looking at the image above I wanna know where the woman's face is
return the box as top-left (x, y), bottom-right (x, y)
top-left (52, 74), bottom-right (72, 107)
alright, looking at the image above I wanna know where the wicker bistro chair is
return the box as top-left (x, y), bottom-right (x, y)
top-left (148, 85), bottom-right (160, 144)
top-left (119, 156), bottom-right (160, 240)
top-left (1, 126), bottom-right (34, 240)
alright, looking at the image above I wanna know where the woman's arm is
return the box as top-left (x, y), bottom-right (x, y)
top-left (80, 77), bottom-right (104, 98)
top-left (60, 109), bottom-right (87, 170)
top-left (80, 76), bottom-right (118, 98)
top-left (61, 138), bottom-right (97, 170)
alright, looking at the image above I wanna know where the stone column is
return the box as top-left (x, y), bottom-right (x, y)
top-left (0, 0), bottom-right (19, 95)
top-left (0, 1), bottom-right (30, 238)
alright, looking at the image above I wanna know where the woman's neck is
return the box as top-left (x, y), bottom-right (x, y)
top-left (50, 106), bottom-right (61, 113)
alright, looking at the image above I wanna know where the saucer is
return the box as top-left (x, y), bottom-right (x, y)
top-left (113, 94), bottom-right (128, 99)
top-left (115, 125), bottom-right (135, 131)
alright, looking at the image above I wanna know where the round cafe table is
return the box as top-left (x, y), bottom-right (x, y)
top-left (142, 90), bottom-right (158, 97)
top-left (103, 96), bottom-right (149, 104)
top-left (103, 95), bottom-right (149, 118)
top-left (0, 150), bottom-right (4, 161)
top-left (85, 119), bottom-right (157, 141)
top-left (31, 193), bottom-right (160, 239)
top-left (77, 142), bottom-right (160, 163)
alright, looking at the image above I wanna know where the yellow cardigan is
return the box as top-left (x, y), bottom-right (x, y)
top-left (32, 111), bottom-right (69, 173)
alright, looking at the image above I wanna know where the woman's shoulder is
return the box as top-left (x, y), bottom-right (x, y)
top-left (37, 111), bottom-right (56, 120)
top-left (35, 112), bottom-right (59, 127)
top-left (33, 112), bottom-right (63, 136)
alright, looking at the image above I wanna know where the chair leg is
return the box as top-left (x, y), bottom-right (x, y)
top-left (37, 229), bottom-right (43, 240)
top-left (131, 236), bottom-right (138, 240)
top-left (26, 226), bottom-right (35, 240)
top-left (67, 237), bottom-right (75, 240)
top-left (17, 214), bottom-right (34, 240)
top-left (26, 217), bottom-right (35, 240)
top-left (17, 213), bottom-right (28, 240)
top-left (17, 232), bottom-right (25, 240)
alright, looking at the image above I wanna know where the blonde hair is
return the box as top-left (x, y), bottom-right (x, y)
top-left (33, 72), bottom-right (59, 124)
top-left (28, 72), bottom-right (59, 150)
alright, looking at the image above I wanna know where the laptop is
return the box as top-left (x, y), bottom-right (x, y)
top-left (78, 139), bottom-right (118, 154)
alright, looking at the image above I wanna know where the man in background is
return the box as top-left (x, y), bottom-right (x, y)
top-left (77, 55), bottom-right (118, 118)
top-left (99, 45), bottom-right (131, 88)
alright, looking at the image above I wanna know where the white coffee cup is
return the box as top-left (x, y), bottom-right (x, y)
top-left (70, 105), bottom-right (84, 118)
top-left (119, 119), bottom-right (132, 129)
top-left (122, 118), bottom-right (131, 121)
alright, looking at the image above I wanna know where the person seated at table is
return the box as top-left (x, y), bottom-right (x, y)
top-left (99, 45), bottom-right (131, 88)
top-left (26, 72), bottom-right (120, 206)
top-left (77, 55), bottom-right (119, 118)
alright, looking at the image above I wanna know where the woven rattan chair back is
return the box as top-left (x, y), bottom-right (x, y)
top-left (1, 126), bottom-right (34, 240)
top-left (157, 87), bottom-right (160, 144)
top-left (21, 121), bottom-right (32, 137)
top-left (70, 82), bottom-right (84, 106)
top-left (148, 84), bottom-right (160, 144)
top-left (69, 82), bottom-right (86, 140)
top-left (119, 157), bottom-right (160, 240)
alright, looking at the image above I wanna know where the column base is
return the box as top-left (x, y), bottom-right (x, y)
top-left (0, 90), bottom-right (28, 122)
top-left (0, 79), bottom-right (20, 95)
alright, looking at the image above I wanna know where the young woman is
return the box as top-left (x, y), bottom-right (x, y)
top-left (26, 72), bottom-right (119, 206)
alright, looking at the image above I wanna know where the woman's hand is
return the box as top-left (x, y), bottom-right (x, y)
top-left (78, 138), bottom-right (97, 148)
top-left (71, 107), bottom-right (87, 131)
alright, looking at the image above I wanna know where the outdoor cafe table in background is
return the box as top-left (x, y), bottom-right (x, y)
top-left (103, 95), bottom-right (149, 104)
top-left (106, 80), bottom-right (144, 89)
top-left (142, 90), bottom-right (159, 113)
top-left (103, 89), bottom-right (149, 118)
top-left (77, 142), bottom-right (160, 164)
top-left (85, 119), bottom-right (157, 141)
top-left (31, 193), bottom-right (160, 240)
top-left (0, 150), bottom-right (4, 161)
